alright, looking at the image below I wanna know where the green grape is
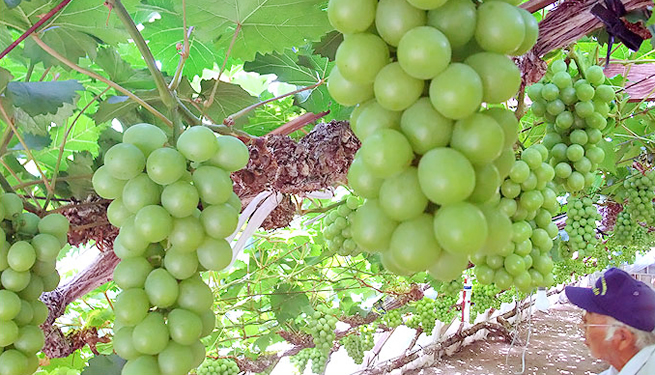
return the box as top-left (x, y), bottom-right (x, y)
top-left (429, 63), bottom-right (483, 120)
top-left (327, 0), bottom-right (376, 34)
top-left (146, 147), bottom-right (187, 185)
top-left (475, 2), bottom-right (525, 55)
top-left (123, 123), bottom-right (167, 157)
top-left (104, 143), bottom-right (146, 180)
top-left (177, 126), bottom-right (218, 163)
top-left (375, 0), bottom-right (426, 47)
top-left (397, 26), bottom-right (451, 80)
top-left (336, 33), bottom-right (390, 84)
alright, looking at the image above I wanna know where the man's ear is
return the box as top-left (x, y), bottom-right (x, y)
top-left (616, 327), bottom-right (636, 351)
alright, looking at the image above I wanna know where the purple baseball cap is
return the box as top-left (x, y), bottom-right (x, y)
top-left (565, 267), bottom-right (655, 332)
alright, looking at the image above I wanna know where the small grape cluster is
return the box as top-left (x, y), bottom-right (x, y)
top-left (196, 358), bottom-right (240, 375)
top-left (323, 196), bottom-right (363, 256)
top-left (381, 309), bottom-right (402, 328)
top-left (290, 349), bottom-right (311, 374)
top-left (434, 295), bottom-right (457, 323)
top-left (439, 279), bottom-right (463, 296)
top-left (470, 284), bottom-right (501, 320)
top-left (565, 196), bottom-right (601, 257)
top-left (0, 193), bottom-right (69, 375)
top-left (624, 171), bottom-right (655, 225)
top-left (93, 124), bottom-right (250, 375)
top-left (359, 324), bottom-right (375, 352)
top-left (342, 334), bottom-right (364, 364)
top-left (415, 298), bottom-right (438, 335)
top-left (305, 305), bottom-right (337, 373)
top-left (529, 60), bottom-right (612, 193)
top-left (612, 210), bottom-right (633, 245)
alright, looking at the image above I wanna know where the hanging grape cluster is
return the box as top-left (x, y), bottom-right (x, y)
top-left (328, 0), bottom-right (538, 282)
top-left (470, 284), bottom-right (501, 320)
top-left (92, 123), bottom-right (250, 375)
top-left (529, 60), bottom-right (613, 193)
top-left (291, 349), bottom-right (311, 374)
top-left (196, 358), bottom-right (240, 375)
top-left (323, 196), bottom-right (363, 256)
top-left (564, 196), bottom-right (601, 257)
top-left (381, 308), bottom-right (402, 328)
top-left (342, 333), bottom-right (365, 364)
top-left (414, 298), bottom-right (438, 334)
top-left (304, 305), bottom-right (338, 373)
top-left (473, 145), bottom-right (559, 292)
top-left (623, 170), bottom-right (655, 225)
top-left (0, 194), bottom-right (69, 375)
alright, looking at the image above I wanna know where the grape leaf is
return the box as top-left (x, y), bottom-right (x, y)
top-left (13, 102), bottom-right (77, 136)
top-left (23, 27), bottom-right (98, 68)
top-left (244, 49), bottom-right (324, 87)
top-left (93, 90), bottom-right (161, 124)
top-left (183, 0), bottom-right (332, 62)
top-left (139, 8), bottom-right (218, 78)
top-left (295, 84), bottom-right (350, 121)
top-left (598, 139), bottom-right (617, 173)
top-left (3, 0), bottom-right (21, 9)
top-left (270, 283), bottom-right (312, 324)
top-left (5, 80), bottom-right (84, 117)
top-left (93, 47), bottom-right (157, 90)
top-left (313, 31), bottom-right (342, 61)
top-left (80, 354), bottom-right (126, 375)
top-left (34, 114), bottom-right (106, 171)
top-left (198, 80), bottom-right (258, 125)
top-left (58, 152), bottom-right (95, 199)
top-left (9, 133), bottom-right (52, 151)
top-left (0, 67), bottom-right (12, 93)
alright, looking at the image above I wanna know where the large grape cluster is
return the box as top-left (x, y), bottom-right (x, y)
top-left (328, 0), bottom-right (538, 280)
top-left (196, 358), bottom-right (240, 375)
top-left (414, 298), bottom-right (438, 334)
top-left (323, 196), bottom-right (363, 256)
top-left (529, 60), bottom-right (613, 193)
top-left (564, 196), bottom-right (601, 257)
top-left (0, 194), bottom-right (69, 375)
top-left (92, 123), bottom-right (250, 375)
top-left (624, 170), bottom-right (655, 225)
top-left (473, 145), bottom-right (559, 292)
top-left (305, 305), bottom-right (337, 373)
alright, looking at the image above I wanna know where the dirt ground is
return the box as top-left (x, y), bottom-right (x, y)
top-left (408, 303), bottom-right (608, 375)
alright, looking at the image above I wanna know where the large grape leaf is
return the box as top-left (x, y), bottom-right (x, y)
top-left (244, 49), bottom-right (324, 87)
top-left (34, 114), bottom-right (106, 171)
top-left (57, 152), bottom-right (95, 199)
top-left (23, 27), bottom-right (98, 68)
top-left (80, 354), bottom-right (125, 375)
top-left (5, 80), bottom-right (84, 117)
top-left (270, 283), bottom-right (312, 324)
top-left (93, 90), bottom-right (162, 124)
top-left (183, 0), bottom-right (332, 62)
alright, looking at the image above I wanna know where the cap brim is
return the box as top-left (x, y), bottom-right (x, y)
top-left (565, 286), bottom-right (608, 316)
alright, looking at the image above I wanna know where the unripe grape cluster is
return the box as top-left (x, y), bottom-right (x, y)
top-left (381, 308), bottom-right (402, 328)
top-left (414, 298), bottom-right (438, 334)
top-left (611, 211), bottom-right (633, 245)
top-left (530, 60), bottom-right (613, 193)
top-left (342, 333), bottom-right (365, 364)
top-left (291, 349), bottom-right (311, 374)
top-left (196, 358), bottom-right (239, 375)
top-left (623, 170), bottom-right (655, 225)
top-left (328, 0), bottom-right (538, 279)
top-left (0, 193), bottom-right (69, 375)
top-left (92, 123), bottom-right (250, 375)
top-left (305, 305), bottom-right (337, 373)
top-left (470, 284), bottom-right (500, 320)
top-left (474, 145), bottom-right (558, 293)
top-left (323, 196), bottom-right (363, 256)
top-left (564, 196), bottom-right (601, 257)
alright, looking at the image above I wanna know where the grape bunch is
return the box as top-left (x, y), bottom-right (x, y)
top-left (360, 324), bottom-right (375, 352)
top-left (439, 279), bottom-right (463, 296)
top-left (611, 210), bottom-right (633, 245)
top-left (196, 358), bottom-right (240, 375)
top-left (323, 196), bottom-right (363, 256)
top-left (342, 333), bottom-right (365, 364)
top-left (305, 305), bottom-right (337, 373)
top-left (564, 196), bottom-right (601, 257)
top-left (473, 145), bottom-right (559, 293)
top-left (290, 349), bottom-right (311, 374)
top-left (92, 123), bottom-right (250, 375)
top-left (328, 0), bottom-right (538, 279)
top-left (0, 193), bottom-right (69, 375)
top-left (529, 60), bottom-right (613, 193)
top-left (434, 295), bottom-right (457, 323)
top-left (470, 284), bottom-right (500, 320)
top-left (623, 170), bottom-right (655, 225)
top-left (381, 308), bottom-right (402, 328)
top-left (414, 297), bottom-right (437, 334)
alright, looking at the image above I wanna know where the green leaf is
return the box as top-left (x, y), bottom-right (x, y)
top-left (34, 115), bottom-right (106, 171)
top-left (93, 90), bottom-right (161, 124)
top-left (184, 0), bottom-right (333, 62)
top-left (140, 10), bottom-right (218, 78)
top-left (0, 67), bottom-right (12, 93)
top-left (313, 31), bottom-right (343, 61)
top-left (13, 102), bottom-right (77, 136)
top-left (199, 80), bottom-right (258, 125)
top-left (93, 47), bottom-right (157, 90)
top-left (270, 283), bottom-right (311, 325)
top-left (5, 80), bottom-right (84, 117)
top-left (9, 133), bottom-right (51, 151)
top-left (598, 139), bottom-right (617, 173)
top-left (81, 354), bottom-right (126, 375)
top-left (59, 152), bottom-right (95, 199)
top-left (3, 0), bottom-right (21, 9)
top-left (296, 84), bottom-right (351, 121)
top-left (23, 27), bottom-right (98, 68)
top-left (245, 50), bottom-right (323, 87)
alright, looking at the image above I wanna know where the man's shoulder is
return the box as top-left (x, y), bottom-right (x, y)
top-left (628, 344), bottom-right (655, 375)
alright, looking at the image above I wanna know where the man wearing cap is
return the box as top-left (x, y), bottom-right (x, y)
top-left (565, 267), bottom-right (655, 375)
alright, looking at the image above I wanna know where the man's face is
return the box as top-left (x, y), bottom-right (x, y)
top-left (580, 312), bottom-right (612, 360)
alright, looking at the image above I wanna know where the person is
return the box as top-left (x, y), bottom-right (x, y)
top-left (565, 267), bottom-right (655, 375)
